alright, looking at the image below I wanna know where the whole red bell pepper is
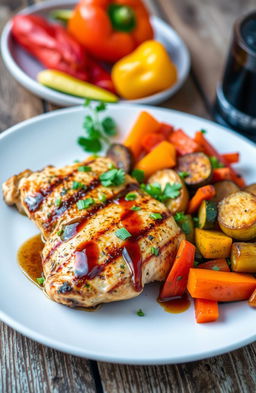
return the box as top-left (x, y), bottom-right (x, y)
top-left (11, 14), bottom-right (115, 92)
top-left (68, 0), bottom-right (154, 62)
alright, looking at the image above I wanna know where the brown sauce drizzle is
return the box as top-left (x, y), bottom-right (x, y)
top-left (17, 234), bottom-right (44, 287)
top-left (158, 293), bottom-right (190, 314)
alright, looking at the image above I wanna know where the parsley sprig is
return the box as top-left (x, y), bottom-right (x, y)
top-left (78, 100), bottom-right (117, 153)
top-left (100, 168), bottom-right (125, 187)
top-left (141, 182), bottom-right (182, 202)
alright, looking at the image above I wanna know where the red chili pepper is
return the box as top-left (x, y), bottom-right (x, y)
top-left (11, 14), bottom-right (115, 92)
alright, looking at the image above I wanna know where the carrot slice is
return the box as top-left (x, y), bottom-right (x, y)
top-left (199, 259), bottom-right (230, 272)
top-left (187, 185), bottom-right (216, 214)
top-left (194, 299), bottom-right (219, 323)
top-left (212, 168), bottom-right (232, 182)
top-left (187, 268), bottom-right (256, 302)
top-left (169, 129), bottom-right (202, 155)
top-left (156, 123), bottom-right (174, 138)
top-left (159, 240), bottom-right (195, 300)
top-left (124, 111), bottom-right (160, 159)
top-left (249, 289), bottom-right (256, 307)
top-left (194, 131), bottom-right (245, 187)
top-left (141, 132), bottom-right (165, 153)
top-left (135, 141), bottom-right (176, 178)
top-left (221, 152), bottom-right (240, 164)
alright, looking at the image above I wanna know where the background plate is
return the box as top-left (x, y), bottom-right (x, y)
top-left (0, 0), bottom-right (190, 106)
top-left (0, 105), bottom-right (255, 365)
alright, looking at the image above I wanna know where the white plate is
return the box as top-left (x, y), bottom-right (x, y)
top-left (0, 105), bottom-right (255, 365)
top-left (1, 0), bottom-right (190, 106)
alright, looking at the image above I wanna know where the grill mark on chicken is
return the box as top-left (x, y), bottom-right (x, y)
top-left (42, 183), bottom-right (140, 263)
top-left (53, 213), bottom-right (170, 289)
top-left (24, 160), bottom-right (96, 214)
top-left (43, 178), bottom-right (100, 231)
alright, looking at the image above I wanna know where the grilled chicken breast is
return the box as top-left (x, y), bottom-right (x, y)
top-left (3, 157), bottom-right (184, 308)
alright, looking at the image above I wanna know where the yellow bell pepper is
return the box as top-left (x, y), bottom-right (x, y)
top-left (37, 70), bottom-right (118, 103)
top-left (111, 40), bottom-right (177, 99)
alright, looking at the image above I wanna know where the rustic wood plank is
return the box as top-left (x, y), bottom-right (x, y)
top-left (156, 0), bottom-right (256, 104)
top-left (98, 342), bottom-right (256, 393)
top-left (0, 2), bottom-right (97, 392)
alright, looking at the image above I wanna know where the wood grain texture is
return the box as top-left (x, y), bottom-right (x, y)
top-left (0, 2), bottom-right (97, 393)
top-left (0, 0), bottom-right (255, 392)
top-left (157, 0), bottom-right (256, 104)
top-left (99, 342), bottom-right (256, 393)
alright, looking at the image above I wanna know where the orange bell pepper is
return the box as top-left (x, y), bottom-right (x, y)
top-left (68, 0), bottom-right (153, 63)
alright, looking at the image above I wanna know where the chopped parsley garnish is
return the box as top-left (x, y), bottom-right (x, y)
top-left (115, 227), bottom-right (132, 240)
top-left (125, 192), bottom-right (137, 201)
top-left (178, 171), bottom-right (189, 179)
top-left (72, 181), bottom-right (85, 190)
top-left (78, 100), bottom-right (117, 153)
top-left (136, 309), bottom-right (145, 317)
top-left (212, 266), bottom-right (220, 271)
top-left (60, 188), bottom-right (68, 196)
top-left (78, 165), bottom-right (92, 172)
top-left (74, 159), bottom-right (80, 163)
top-left (226, 258), bottom-right (231, 267)
top-left (57, 229), bottom-right (63, 236)
top-left (194, 261), bottom-right (200, 267)
top-left (36, 277), bottom-right (45, 285)
top-left (131, 169), bottom-right (145, 183)
top-left (141, 182), bottom-right (181, 202)
top-left (130, 206), bottom-right (141, 211)
top-left (100, 168), bottom-right (125, 187)
top-left (151, 247), bottom-right (160, 256)
top-left (209, 156), bottom-right (224, 169)
top-left (108, 162), bottom-right (116, 169)
top-left (120, 264), bottom-right (125, 269)
top-left (98, 192), bottom-right (107, 202)
top-left (174, 212), bottom-right (186, 222)
top-left (201, 129), bottom-right (207, 134)
top-left (150, 213), bottom-right (163, 220)
top-left (76, 198), bottom-right (94, 210)
top-left (55, 198), bottom-right (62, 207)
top-left (177, 275), bottom-right (183, 281)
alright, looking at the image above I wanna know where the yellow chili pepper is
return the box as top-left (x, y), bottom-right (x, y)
top-left (111, 40), bottom-right (177, 100)
top-left (37, 70), bottom-right (118, 103)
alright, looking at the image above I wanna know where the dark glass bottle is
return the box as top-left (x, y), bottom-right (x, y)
top-left (214, 11), bottom-right (256, 137)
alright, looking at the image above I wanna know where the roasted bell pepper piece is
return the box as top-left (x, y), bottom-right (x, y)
top-left (12, 14), bottom-right (88, 80)
top-left (11, 14), bottom-right (116, 92)
top-left (112, 40), bottom-right (177, 99)
top-left (37, 70), bottom-right (118, 102)
top-left (68, 0), bottom-right (153, 62)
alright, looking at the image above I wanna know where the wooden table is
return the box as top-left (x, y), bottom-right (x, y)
top-left (1, 0), bottom-right (255, 391)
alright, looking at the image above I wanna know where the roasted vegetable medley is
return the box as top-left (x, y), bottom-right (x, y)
top-left (95, 108), bottom-right (256, 323)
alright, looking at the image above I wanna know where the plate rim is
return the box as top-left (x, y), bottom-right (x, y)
top-left (0, 0), bottom-right (190, 106)
top-left (0, 104), bottom-right (255, 365)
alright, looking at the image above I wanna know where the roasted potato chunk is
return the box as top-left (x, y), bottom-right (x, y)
top-left (218, 191), bottom-right (256, 240)
top-left (148, 169), bottom-right (189, 214)
top-left (244, 183), bottom-right (256, 197)
top-left (231, 242), bottom-right (256, 273)
top-left (212, 180), bottom-right (240, 203)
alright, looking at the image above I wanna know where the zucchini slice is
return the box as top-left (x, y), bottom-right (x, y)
top-left (198, 200), bottom-right (217, 229)
top-left (244, 183), bottom-right (256, 197)
top-left (148, 169), bottom-right (189, 214)
top-left (212, 180), bottom-right (239, 203)
top-left (231, 242), bottom-right (256, 273)
top-left (218, 191), bottom-right (256, 240)
top-left (175, 214), bottom-right (194, 243)
top-left (177, 152), bottom-right (212, 188)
